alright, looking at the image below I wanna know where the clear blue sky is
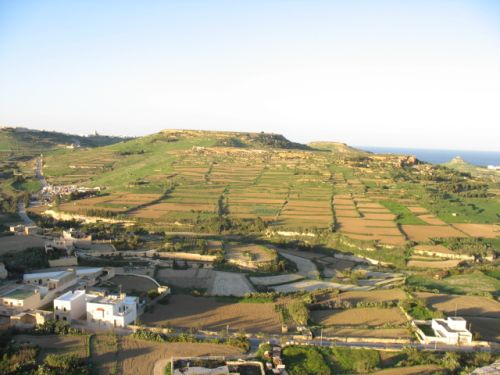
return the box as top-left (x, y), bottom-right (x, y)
top-left (1, 0), bottom-right (499, 150)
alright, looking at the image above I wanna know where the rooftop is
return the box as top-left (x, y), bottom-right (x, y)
top-left (24, 270), bottom-right (73, 281)
top-left (55, 290), bottom-right (86, 302)
top-left (3, 285), bottom-right (37, 300)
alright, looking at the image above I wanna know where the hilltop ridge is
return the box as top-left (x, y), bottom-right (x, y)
top-left (158, 129), bottom-right (310, 150)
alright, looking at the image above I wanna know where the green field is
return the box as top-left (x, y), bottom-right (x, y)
top-left (407, 271), bottom-right (500, 297)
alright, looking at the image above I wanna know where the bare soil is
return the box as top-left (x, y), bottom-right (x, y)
top-left (311, 307), bottom-right (407, 326)
top-left (142, 294), bottom-right (282, 333)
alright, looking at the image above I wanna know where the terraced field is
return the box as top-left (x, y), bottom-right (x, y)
top-left (35, 130), bottom-right (499, 256)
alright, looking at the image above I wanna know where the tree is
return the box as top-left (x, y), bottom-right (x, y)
top-left (442, 352), bottom-right (460, 372)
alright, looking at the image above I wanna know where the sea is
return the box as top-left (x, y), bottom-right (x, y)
top-left (358, 147), bottom-right (500, 167)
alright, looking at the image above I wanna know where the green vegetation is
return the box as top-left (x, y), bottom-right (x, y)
top-left (399, 298), bottom-right (443, 320)
top-left (380, 200), bottom-right (426, 224)
top-left (282, 346), bottom-right (331, 375)
top-left (131, 329), bottom-right (251, 352)
top-left (1, 247), bottom-right (49, 274)
top-left (331, 347), bottom-right (380, 373)
top-left (287, 299), bottom-right (310, 326)
top-left (407, 271), bottom-right (500, 297)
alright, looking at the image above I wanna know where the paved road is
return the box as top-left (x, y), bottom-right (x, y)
top-left (35, 156), bottom-right (48, 187)
top-left (17, 202), bottom-right (34, 225)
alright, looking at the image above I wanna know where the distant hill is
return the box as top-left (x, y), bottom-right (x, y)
top-left (442, 156), bottom-right (481, 175)
top-left (159, 129), bottom-right (310, 150)
top-left (308, 141), bottom-right (368, 156)
top-left (442, 156), bottom-right (499, 178)
top-left (0, 126), bottom-right (128, 160)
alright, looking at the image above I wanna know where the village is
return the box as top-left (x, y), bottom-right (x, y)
top-left (0, 132), bottom-right (498, 374)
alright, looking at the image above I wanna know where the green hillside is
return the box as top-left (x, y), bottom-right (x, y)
top-left (0, 127), bottom-right (127, 161)
top-left (308, 141), bottom-right (368, 157)
top-left (442, 156), bottom-right (499, 180)
top-left (34, 129), bottom-right (499, 248)
top-left (0, 127), bottom-right (127, 217)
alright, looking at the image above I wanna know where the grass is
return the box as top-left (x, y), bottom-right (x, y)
top-left (421, 197), bottom-right (500, 224)
top-left (379, 200), bottom-right (426, 225)
top-left (407, 271), bottom-right (500, 297)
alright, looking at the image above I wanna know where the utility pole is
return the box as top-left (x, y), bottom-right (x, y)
top-left (170, 356), bottom-right (174, 374)
top-left (320, 328), bottom-right (323, 346)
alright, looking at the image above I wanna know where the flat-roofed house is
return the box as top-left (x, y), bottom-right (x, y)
top-left (86, 293), bottom-right (138, 328)
top-left (0, 285), bottom-right (42, 315)
top-left (431, 317), bottom-right (473, 345)
top-left (53, 290), bottom-right (89, 322)
top-left (23, 269), bottom-right (77, 291)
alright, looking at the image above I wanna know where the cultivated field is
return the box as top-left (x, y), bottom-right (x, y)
top-left (415, 292), bottom-right (500, 319)
top-left (401, 225), bottom-right (467, 242)
top-left (119, 336), bottom-right (242, 375)
top-left (416, 292), bottom-right (500, 341)
top-left (323, 327), bottom-right (411, 339)
top-left (14, 334), bottom-right (88, 361)
top-left (371, 365), bottom-right (444, 375)
top-left (315, 289), bottom-right (407, 306)
top-left (142, 294), bottom-right (282, 333)
top-left (311, 307), bottom-right (407, 326)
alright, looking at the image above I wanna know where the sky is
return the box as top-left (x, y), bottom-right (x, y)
top-left (0, 0), bottom-right (499, 151)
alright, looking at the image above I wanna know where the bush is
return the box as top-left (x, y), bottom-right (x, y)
top-left (43, 353), bottom-right (90, 373)
top-left (34, 320), bottom-right (85, 336)
top-left (288, 300), bottom-right (309, 325)
top-left (283, 346), bottom-right (331, 375)
top-left (331, 347), bottom-right (380, 374)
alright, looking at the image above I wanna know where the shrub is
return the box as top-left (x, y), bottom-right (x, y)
top-left (282, 346), bottom-right (331, 375)
top-left (331, 347), bottom-right (380, 374)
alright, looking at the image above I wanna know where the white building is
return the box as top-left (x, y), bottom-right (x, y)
top-left (53, 290), bottom-right (87, 322)
top-left (0, 285), bottom-right (42, 315)
top-left (431, 317), bottom-right (472, 345)
top-left (86, 293), bottom-right (138, 328)
top-left (23, 269), bottom-right (77, 292)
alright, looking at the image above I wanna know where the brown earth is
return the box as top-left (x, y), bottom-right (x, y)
top-left (142, 294), bottom-right (282, 333)
top-left (407, 259), bottom-right (461, 268)
top-left (371, 365), bottom-right (444, 375)
top-left (417, 214), bottom-right (447, 225)
top-left (323, 327), bottom-right (411, 339)
top-left (415, 292), bottom-right (500, 319)
top-left (401, 225), bottom-right (467, 242)
top-left (451, 223), bottom-right (499, 238)
top-left (316, 289), bottom-right (407, 305)
top-left (120, 336), bottom-right (242, 375)
top-left (311, 307), bottom-right (407, 326)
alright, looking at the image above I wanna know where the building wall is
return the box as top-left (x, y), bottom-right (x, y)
top-left (0, 292), bottom-right (41, 315)
top-left (54, 292), bottom-right (86, 321)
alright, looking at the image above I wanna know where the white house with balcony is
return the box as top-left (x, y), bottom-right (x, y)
top-left (86, 293), bottom-right (138, 328)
